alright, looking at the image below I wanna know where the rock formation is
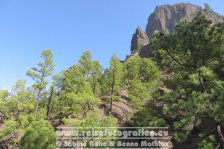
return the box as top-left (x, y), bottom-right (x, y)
top-left (146, 3), bottom-right (224, 38)
top-left (130, 3), bottom-right (224, 57)
top-left (130, 27), bottom-right (149, 55)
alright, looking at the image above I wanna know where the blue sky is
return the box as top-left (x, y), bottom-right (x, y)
top-left (0, 0), bottom-right (223, 90)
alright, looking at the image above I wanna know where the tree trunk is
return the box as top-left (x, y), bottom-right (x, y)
top-left (92, 77), bottom-right (96, 95)
top-left (46, 87), bottom-right (54, 119)
top-left (34, 89), bottom-right (42, 118)
top-left (110, 71), bottom-right (115, 111)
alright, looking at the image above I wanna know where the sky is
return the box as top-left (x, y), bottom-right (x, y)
top-left (0, 0), bottom-right (224, 90)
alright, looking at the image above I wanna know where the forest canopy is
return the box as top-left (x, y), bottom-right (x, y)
top-left (0, 13), bottom-right (224, 149)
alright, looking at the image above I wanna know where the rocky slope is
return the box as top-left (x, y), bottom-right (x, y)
top-left (130, 3), bottom-right (224, 57)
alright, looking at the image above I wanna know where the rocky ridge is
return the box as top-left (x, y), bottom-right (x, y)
top-left (130, 27), bottom-right (149, 55)
top-left (130, 3), bottom-right (224, 57)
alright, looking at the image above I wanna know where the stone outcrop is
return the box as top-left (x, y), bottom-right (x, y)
top-left (130, 27), bottom-right (149, 55)
top-left (146, 3), bottom-right (224, 38)
top-left (129, 3), bottom-right (224, 58)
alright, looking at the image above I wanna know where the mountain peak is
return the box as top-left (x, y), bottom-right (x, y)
top-left (129, 3), bottom-right (224, 58)
top-left (130, 26), bottom-right (149, 54)
top-left (146, 3), bottom-right (224, 38)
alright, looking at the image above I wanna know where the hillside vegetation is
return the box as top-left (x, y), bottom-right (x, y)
top-left (1, 8), bottom-right (224, 149)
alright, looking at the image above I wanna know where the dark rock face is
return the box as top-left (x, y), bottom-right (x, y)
top-left (146, 3), bottom-right (224, 38)
top-left (130, 27), bottom-right (149, 54)
top-left (138, 44), bottom-right (154, 58)
top-left (146, 3), bottom-right (199, 38)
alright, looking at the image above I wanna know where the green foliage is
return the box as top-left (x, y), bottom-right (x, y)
top-left (152, 14), bottom-right (224, 146)
top-left (107, 55), bottom-right (124, 109)
top-left (27, 49), bottom-right (54, 89)
top-left (73, 50), bottom-right (103, 96)
top-left (98, 69), bottom-right (111, 96)
top-left (0, 80), bottom-right (35, 147)
top-left (81, 111), bottom-right (118, 127)
top-left (198, 135), bottom-right (216, 149)
top-left (125, 56), bottom-right (160, 111)
top-left (26, 49), bottom-right (54, 118)
top-left (0, 89), bottom-right (9, 102)
top-left (63, 92), bottom-right (100, 118)
top-left (62, 64), bottom-right (85, 93)
top-left (133, 109), bottom-right (166, 127)
top-left (129, 80), bottom-right (150, 109)
top-left (78, 50), bottom-right (93, 76)
top-left (108, 55), bottom-right (123, 92)
top-left (1, 13), bottom-right (224, 148)
top-left (153, 14), bottom-right (224, 69)
top-left (204, 3), bottom-right (212, 12)
top-left (90, 60), bottom-right (103, 96)
top-left (20, 120), bottom-right (56, 149)
top-left (139, 58), bottom-right (160, 89)
top-left (124, 56), bottom-right (141, 83)
top-left (0, 120), bottom-right (17, 140)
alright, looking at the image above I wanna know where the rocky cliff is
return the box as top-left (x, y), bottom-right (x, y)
top-left (130, 3), bottom-right (224, 57)
top-left (130, 27), bottom-right (149, 55)
top-left (146, 3), bottom-right (224, 38)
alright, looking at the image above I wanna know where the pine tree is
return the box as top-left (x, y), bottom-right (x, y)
top-left (153, 14), bottom-right (224, 144)
top-left (26, 49), bottom-right (54, 118)
top-left (108, 55), bottom-right (123, 110)
top-left (20, 120), bottom-right (56, 149)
